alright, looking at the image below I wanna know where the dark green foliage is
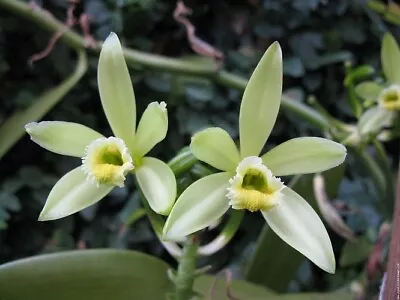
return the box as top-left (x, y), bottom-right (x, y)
top-left (0, 0), bottom-right (395, 298)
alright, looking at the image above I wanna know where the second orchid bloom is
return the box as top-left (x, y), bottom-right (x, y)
top-left (25, 33), bottom-right (176, 220)
top-left (356, 33), bottom-right (400, 136)
top-left (163, 42), bottom-right (347, 273)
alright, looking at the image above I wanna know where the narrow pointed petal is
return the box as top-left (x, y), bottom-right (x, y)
top-left (98, 32), bottom-right (136, 148)
top-left (135, 157), bottom-right (176, 215)
top-left (133, 102), bottom-right (168, 158)
top-left (262, 187), bottom-right (335, 273)
top-left (261, 137), bottom-right (346, 176)
top-left (239, 42), bottom-right (283, 157)
top-left (39, 167), bottom-right (113, 221)
top-left (163, 172), bottom-right (232, 241)
top-left (382, 33), bottom-right (400, 83)
top-left (25, 121), bottom-right (103, 157)
top-left (358, 106), bottom-right (393, 136)
top-left (191, 127), bottom-right (241, 172)
top-left (355, 82), bottom-right (383, 101)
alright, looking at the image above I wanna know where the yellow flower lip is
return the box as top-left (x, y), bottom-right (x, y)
top-left (227, 156), bottom-right (283, 212)
top-left (82, 137), bottom-right (134, 187)
top-left (378, 84), bottom-right (400, 110)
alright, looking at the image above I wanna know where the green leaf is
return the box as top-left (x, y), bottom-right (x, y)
top-left (339, 236), bottom-right (372, 267)
top-left (184, 80), bottom-right (214, 103)
top-left (0, 249), bottom-right (172, 300)
top-left (195, 275), bottom-right (352, 299)
top-left (381, 33), bottom-right (400, 83)
top-left (0, 219), bottom-right (7, 230)
top-left (0, 50), bottom-right (87, 160)
top-left (322, 163), bottom-right (346, 199)
top-left (0, 191), bottom-right (21, 212)
top-left (195, 275), bottom-right (276, 299)
top-left (344, 65), bottom-right (375, 86)
top-left (245, 225), bottom-right (305, 292)
top-left (310, 51), bottom-right (353, 70)
top-left (0, 249), bottom-right (352, 300)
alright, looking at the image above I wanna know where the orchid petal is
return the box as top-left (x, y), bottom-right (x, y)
top-left (98, 33), bottom-right (136, 149)
top-left (358, 106), bottom-right (393, 136)
top-left (135, 157), bottom-right (176, 215)
top-left (25, 121), bottom-right (103, 157)
top-left (239, 42), bottom-right (283, 157)
top-left (262, 187), bottom-right (335, 273)
top-left (133, 102), bottom-right (168, 158)
top-left (261, 137), bottom-right (346, 176)
top-left (163, 172), bottom-right (232, 241)
top-left (191, 127), bottom-right (241, 172)
top-left (382, 33), bottom-right (400, 83)
top-left (39, 167), bottom-right (113, 221)
top-left (355, 82), bottom-right (383, 101)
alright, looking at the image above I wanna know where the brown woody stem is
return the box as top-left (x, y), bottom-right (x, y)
top-left (382, 164), bottom-right (400, 299)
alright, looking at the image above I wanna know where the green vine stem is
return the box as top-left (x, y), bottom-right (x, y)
top-left (0, 0), bottom-right (330, 132)
top-left (168, 147), bottom-right (198, 177)
top-left (172, 235), bottom-right (199, 300)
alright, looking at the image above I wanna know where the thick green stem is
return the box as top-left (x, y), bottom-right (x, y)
top-left (168, 147), bottom-right (198, 177)
top-left (0, 0), bottom-right (330, 131)
top-left (173, 236), bottom-right (199, 300)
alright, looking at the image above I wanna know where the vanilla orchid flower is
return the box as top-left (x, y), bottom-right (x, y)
top-left (356, 33), bottom-right (400, 136)
top-left (163, 42), bottom-right (346, 273)
top-left (25, 33), bottom-right (176, 220)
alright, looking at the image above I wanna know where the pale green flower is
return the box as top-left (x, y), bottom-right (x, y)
top-left (356, 33), bottom-right (400, 136)
top-left (25, 33), bottom-right (176, 220)
top-left (163, 42), bottom-right (346, 273)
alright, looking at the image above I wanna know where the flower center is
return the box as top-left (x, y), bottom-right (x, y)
top-left (227, 156), bottom-right (283, 212)
top-left (379, 85), bottom-right (400, 110)
top-left (82, 137), bottom-right (134, 187)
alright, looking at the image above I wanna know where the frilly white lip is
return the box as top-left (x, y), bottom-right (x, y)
top-left (227, 156), bottom-right (284, 212)
top-left (378, 84), bottom-right (400, 110)
top-left (81, 136), bottom-right (134, 187)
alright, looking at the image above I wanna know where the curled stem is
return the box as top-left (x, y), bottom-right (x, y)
top-left (198, 210), bottom-right (244, 256)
